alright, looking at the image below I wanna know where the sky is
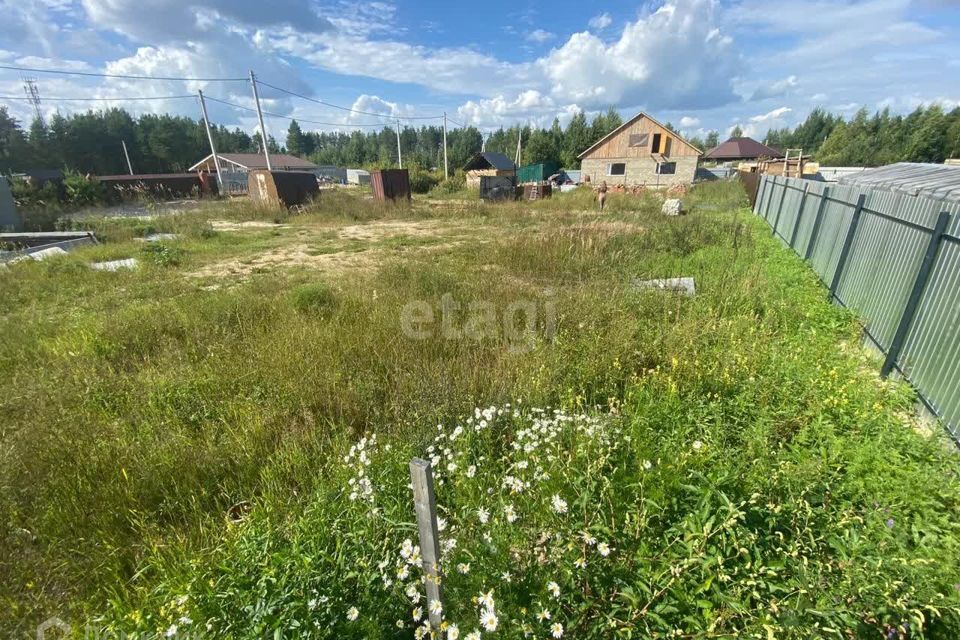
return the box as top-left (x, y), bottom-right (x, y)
top-left (1, 0), bottom-right (959, 144)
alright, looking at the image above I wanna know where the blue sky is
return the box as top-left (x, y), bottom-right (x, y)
top-left (1, 0), bottom-right (959, 144)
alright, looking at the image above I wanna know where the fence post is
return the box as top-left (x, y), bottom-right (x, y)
top-left (805, 185), bottom-right (831, 261)
top-left (771, 176), bottom-right (788, 237)
top-left (829, 193), bottom-right (866, 300)
top-left (755, 175), bottom-right (769, 216)
top-left (789, 183), bottom-right (810, 250)
top-left (409, 458), bottom-right (443, 629)
top-left (880, 210), bottom-right (952, 377)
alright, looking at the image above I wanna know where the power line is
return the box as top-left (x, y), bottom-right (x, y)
top-left (0, 64), bottom-right (247, 82)
top-left (203, 95), bottom-right (389, 128)
top-left (255, 79), bottom-right (443, 121)
top-left (0, 94), bottom-right (196, 102)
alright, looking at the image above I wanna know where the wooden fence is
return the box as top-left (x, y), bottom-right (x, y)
top-left (755, 174), bottom-right (960, 446)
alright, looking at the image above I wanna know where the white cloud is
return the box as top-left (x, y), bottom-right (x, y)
top-left (538, 0), bottom-right (739, 111)
top-left (750, 106), bottom-right (792, 123)
top-left (679, 116), bottom-right (700, 127)
top-left (526, 29), bottom-right (555, 43)
top-left (458, 90), bottom-right (557, 127)
top-left (750, 75), bottom-right (798, 101)
top-left (588, 12), bottom-right (612, 30)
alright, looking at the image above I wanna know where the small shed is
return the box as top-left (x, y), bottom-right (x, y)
top-left (248, 170), bottom-right (319, 207)
top-left (371, 169), bottom-right (411, 202)
top-left (347, 169), bottom-right (371, 185)
top-left (463, 152), bottom-right (516, 190)
top-left (517, 161), bottom-right (561, 184)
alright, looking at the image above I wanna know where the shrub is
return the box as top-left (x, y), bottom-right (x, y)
top-left (291, 282), bottom-right (338, 315)
top-left (431, 172), bottom-right (467, 195)
top-left (63, 171), bottom-right (106, 207)
top-left (409, 168), bottom-right (441, 194)
top-left (140, 242), bottom-right (184, 267)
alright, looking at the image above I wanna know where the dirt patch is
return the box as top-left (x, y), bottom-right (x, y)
top-left (337, 219), bottom-right (463, 241)
top-left (210, 220), bottom-right (291, 231)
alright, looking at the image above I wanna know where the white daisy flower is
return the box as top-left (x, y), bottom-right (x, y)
top-left (693, 440), bottom-right (703, 451)
top-left (429, 600), bottom-right (443, 617)
top-left (504, 504), bottom-right (518, 523)
top-left (477, 507), bottom-right (490, 524)
top-left (457, 562), bottom-right (471, 575)
top-left (597, 542), bottom-right (612, 557)
top-left (346, 607), bottom-right (359, 622)
top-left (480, 609), bottom-right (499, 632)
top-left (466, 465), bottom-right (477, 478)
top-left (547, 581), bottom-right (560, 598)
top-left (465, 631), bottom-right (481, 640)
top-left (574, 557), bottom-right (587, 569)
top-left (478, 589), bottom-right (495, 610)
top-left (412, 606), bottom-right (423, 621)
top-left (447, 624), bottom-right (460, 639)
top-left (551, 622), bottom-right (564, 638)
top-left (537, 608), bottom-right (552, 621)
top-left (643, 459), bottom-right (653, 470)
top-left (551, 495), bottom-right (568, 514)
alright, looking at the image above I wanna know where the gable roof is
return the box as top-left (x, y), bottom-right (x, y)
top-left (577, 112), bottom-right (703, 159)
top-left (189, 153), bottom-right (318, 172)
top-left (463, 152), bottom-right (515, 171)
top-left (703, 137), bottom-right (782, 160)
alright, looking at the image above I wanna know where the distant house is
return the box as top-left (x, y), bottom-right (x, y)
top-left (346, 169), bottom-right (370, 185)
top-left (703, 137), bottom-right (782, 163)
top-left (189, 153), bottom-right (319, 174)
top-left (578, 112), bottom-right (701, 188)
top-left (463, 152), bottom-right (516, 190)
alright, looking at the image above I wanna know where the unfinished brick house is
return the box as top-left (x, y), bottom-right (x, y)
top-left (578, 112), bottom-right (701, 188)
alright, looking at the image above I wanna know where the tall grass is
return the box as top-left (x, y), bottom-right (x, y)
top-left (1, 182), bottom-right (957, 637)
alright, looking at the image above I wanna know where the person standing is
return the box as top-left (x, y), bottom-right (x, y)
top-left (597, 180), bottom-right (608, 212)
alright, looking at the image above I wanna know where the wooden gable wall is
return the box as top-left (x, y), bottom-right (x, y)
top-left (581, 115), bottom-right (700, 160)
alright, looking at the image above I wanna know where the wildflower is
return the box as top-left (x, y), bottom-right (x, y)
top-left (643, 459), bottom-right (653, 470)
top-left (412, 606), bottom-right (423, 621)
top-left (457, 562), bottom-right (471, 575)
top-left (886, 518), bottom-right (895, 529)
top-left (165, 625), bottom-right (178, 637)
top-left (537, 609), bottom-right (552, 621)
top-left (447, 462), bottom-right (458, 473)
top-left (396, 620), bottom-right (405, 629)
top-left (465, 631), bottom-right (482, 640)
top-left (397, 565), bottom-right (410, 580)
top-left (547, 581), bottom-right (560, 598)
top-left (597, 542), bottom-right (612, 557)
top-left (478, 589), bottom-right (495, 610)
top-left (308, 598), bottom-right (318, 610)
top-left (551, 495), bottom-right (568, 514)
top-left (477, 507), bottom-right (490, 524)
top-left (401, 539), bottom-right (414, 558)
top-left (504, 504), bottom-right (518, 523)
top-left (574, 557), bottom-right (587, 570)
top-left (447, 624), bottom-right (460, 639)
top-left (551, 622), bottom-right (564, 638)
top-left (501, 571), bottom-right (512, 582)
top-left (581, 531), bottom-right (597, 546)
top-left (692, 440), bottom-right (703, 451)
top-left (466, 465), bottom-right (477, 478)
top-left (480, 609), bottom-right (499, 632)
top-left (177, 617), bottom-right (192, 626)
top-left (346, 607), bottom-right (359, 622)
top-left (406, 583), bottom-right (421, 603)
top-left (438, 517), bottom-right (448, 532)
top-left (429, 599), bottom-right (443, 617)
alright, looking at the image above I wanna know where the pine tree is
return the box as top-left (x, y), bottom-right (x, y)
top-left (286, 120), bottom-right (305, 157)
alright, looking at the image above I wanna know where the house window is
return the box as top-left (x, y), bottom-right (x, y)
top-left (628, 133), bottom-right (649, 148)
top-left (657, 162), bottom-right (677, 175)
top-left (608, 163), bottom-right (626, 176)
top-left (651, 133), bottom-right (662, 153)
top-left (662, 137), bottom-right (672, 157)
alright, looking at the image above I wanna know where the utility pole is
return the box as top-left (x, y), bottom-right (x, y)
top-left (249, 70), bottom-right (272, 171)
top-left (121, 140), bottom-right (134, 175)
top-left (442, 112), bottom-right (449, 179)
top-left (198, 90), bottom-right (223, 190)
top-left (515, 125), bottom-right (523, 166)
top-left (22, 77), bottom-right (42, 124)
top-left (396, 118), bottom-right (403, 169)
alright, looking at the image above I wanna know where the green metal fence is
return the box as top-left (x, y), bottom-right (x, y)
top-left (755, 174), bottom-right (960, 446)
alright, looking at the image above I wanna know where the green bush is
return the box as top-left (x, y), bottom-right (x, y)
top-left (431, 172), bottom-right (467, 195)
top-left (291, 282), bottom-right (338, 315)
top-left (63, 171), bottom-right (106, 207)
top-left (409, 168), bottom-right (441, 194)
top-left (140, 242), bottom-right (184, 267)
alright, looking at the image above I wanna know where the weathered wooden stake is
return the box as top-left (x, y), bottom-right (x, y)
top-left (409, 458), bottom-right (443, 629)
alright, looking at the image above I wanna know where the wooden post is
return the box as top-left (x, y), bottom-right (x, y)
top-left (881, 211), bottom-right (952, 377)
top-left (805, 185), bottom-right (830, 261)
top-left (789, 182), bottom-right (810, 249)
top-left (829, 193), bottom-right (866, 300)
top-left (409, 458), bottom-right (442, 629)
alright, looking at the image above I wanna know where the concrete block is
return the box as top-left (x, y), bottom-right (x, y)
top-left (662, 199), bottom-right (683, 216)
top-left (91, 258), bottom-right (138, 271)
top-left (632, 276), bottom-right (695, 296)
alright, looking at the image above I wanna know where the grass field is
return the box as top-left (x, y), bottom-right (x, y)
top-left (2, 183), bottom-right (959, 638)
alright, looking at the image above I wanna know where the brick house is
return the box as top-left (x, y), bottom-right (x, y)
top-left (578, 112), bottom-right (701, 188)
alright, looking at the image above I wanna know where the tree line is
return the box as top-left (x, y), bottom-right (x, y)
top-left (762, 105), bottom-right (960, 166)
top-left (2, 102), bottom-right (959, 178)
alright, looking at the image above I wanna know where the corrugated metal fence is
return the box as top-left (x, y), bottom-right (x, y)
top-left (755, 174), bottom-right (960, 446)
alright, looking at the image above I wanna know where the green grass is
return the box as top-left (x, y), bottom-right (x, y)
top-left (1, 181), bottom-right (958, 638)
